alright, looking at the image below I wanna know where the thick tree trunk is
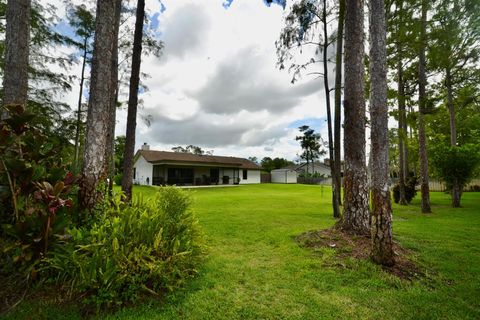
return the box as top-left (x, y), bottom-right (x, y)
top-left (342, 0), bottom-right (370, 235)
top-left (418, 0), bottom-right (431, 214)
top-left (122, 0), bottom-right (146, 202)
top-left (369, 0), bottom-right (395, 266)
top-left (2, 0), bottom-right (30, 113)
top-left (73, 38), bottom-right (89, 171)
top-left (334, 0), bottom-right (345, 208)
top-left (79, 0), bottom-right (122, 212)
top-left (397, 58), bottom-right (408, 205)
top-left (322, 0), bottom-right (340, 219)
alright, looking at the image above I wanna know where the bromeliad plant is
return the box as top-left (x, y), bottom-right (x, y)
top-left (0, 104), bottom-right (76, 275)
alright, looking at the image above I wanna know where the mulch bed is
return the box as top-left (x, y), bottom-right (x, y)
top-left (295, 227), bottom-right (424, 280)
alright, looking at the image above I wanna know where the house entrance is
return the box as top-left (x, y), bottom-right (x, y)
top-left (210, 168), bottom-right (219, 184)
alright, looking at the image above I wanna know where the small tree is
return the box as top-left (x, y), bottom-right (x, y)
top-left (430, 143), bottom-right (480, 207)
top-left (296, 125), bottom-right (324, 175)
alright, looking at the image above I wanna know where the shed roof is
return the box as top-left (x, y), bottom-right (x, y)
top-left (137, 150), bottom-right (262, 170)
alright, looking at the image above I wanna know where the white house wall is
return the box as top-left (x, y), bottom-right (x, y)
top-left (134, 155), bottom-right (153, 185)
top-left (272, 170), bottom-right (297, 184)
top-left (239, 170), bottom-right (261, 184)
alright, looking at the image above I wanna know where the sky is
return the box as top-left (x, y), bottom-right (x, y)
top-left (47, 0), bottom-right (334, 161)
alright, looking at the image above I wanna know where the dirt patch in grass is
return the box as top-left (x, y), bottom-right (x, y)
top-left (295, 227), bottom-right (424, 280)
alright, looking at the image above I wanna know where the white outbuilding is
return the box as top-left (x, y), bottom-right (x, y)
top-left (271, 168), bottom-right (298, 184)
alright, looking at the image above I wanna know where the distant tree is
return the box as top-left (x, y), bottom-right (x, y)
top-left (430, 144), bottom-right (480, 207)
top-left (428, 0), bottom-right (480, 206)
top-left (2, 0), bottom-right (30, 113)
top-left (260, 157), bottom-right (294, 172)
top-left (171, 145), bottom-right (213, 155)
top-left (248, 156), bottom-right (259, 164)
top-left (296, 125), bottom-right (324, 175)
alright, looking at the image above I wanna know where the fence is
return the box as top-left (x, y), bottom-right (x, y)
top-left (297, 177), bottom-right (333, 185)
top-left (426, 179), bottom-right (480, 192)
top-left (260, 173), bottom-right (271, 183)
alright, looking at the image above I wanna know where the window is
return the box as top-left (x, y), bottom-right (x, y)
top-left (243, 169), bottom-right (248, 180)
top-left (133, 168), bottom-right (136, 179)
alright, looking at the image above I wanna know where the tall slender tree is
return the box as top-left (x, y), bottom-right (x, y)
top-left (66, 5), bottom-right (96, 170)
top-left (122, 0), bottom-right (146, 201)
top-left (106, 0), bottom-right (122, 193)
top-left (342, 0), bottom-right (370, 234)
top-left (2, 0), bottom-right (31, 113)
top-left (333, 0), bottom-right (345, 209)
top-left (320, 0), bottom-right (340, 218)
top-left (369, 0), bottom-right (394, 266)
top-left (79, 0), bottom-right (122, 212)
top-left (418, 0), bottom-right (432, 213)
top-left (276, 0), bottom-right (341, 217)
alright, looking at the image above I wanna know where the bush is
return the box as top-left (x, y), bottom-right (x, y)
top-left (114, 173), bottom-right (122, 186)
top-left (393, 176), bottom-right (417, 204)
top-left (430, 144), bottom-right (480, 189)
top-left (43, 187), bottom-right (205, 309)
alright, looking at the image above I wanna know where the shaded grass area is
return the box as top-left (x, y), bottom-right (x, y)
top-left (4, 184), bottom-right (480, 319)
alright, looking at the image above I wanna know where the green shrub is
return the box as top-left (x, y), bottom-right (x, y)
top-left (392, 175), bottom-right (417, 204)
top-left (114, 173), bottom-right (122, 186)
top-left (43, 187), bottom-right (205, 309)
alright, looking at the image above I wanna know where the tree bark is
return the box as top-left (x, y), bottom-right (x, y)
top-left (73, 37), bottom-right (89, 171)
top-left (106, 0), bottom-right (122, 194)
top-left (418, 0), bottom-right (431, 213)
top-left (369, 0), bottom-right (395, 266)
top-left (322, 0), bottom-right (340, 219)
top-left (122, 0), bottom-right (146, 202)
top-left (79, 0), bottom-right (122, 212)
top-left (342, 0), bottom-right (370, 235)
top-left (2, 0), bottom-right (31, 113)
top-left (397, 58), bottom-right (408, 205)
top-left (445, 67), bottom-right (461, 207)
top-left (334, 0), bottom-right (345, 208)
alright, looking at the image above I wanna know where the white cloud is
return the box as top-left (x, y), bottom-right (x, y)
top-left (44, 0), bottom-right (335, 161)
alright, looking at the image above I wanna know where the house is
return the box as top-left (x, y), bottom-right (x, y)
top-left (133, 144), bottom-right (262, 186)
top-left (287, 159), bottom-right (340, 177)
top-left (271, 168), bottom-right (298, 184)
top-left (272, 159), bottom-right (341, 184)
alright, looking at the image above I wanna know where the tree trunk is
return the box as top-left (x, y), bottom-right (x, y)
top-left (334, 0), bottom-right (345, 208)
top-left (322, 0), bottom-right (340, 219)
top-left (342, 0), bottom-right (370, 235)
top-left (73, 37), bottom-right (89, 171)
top-left (122, 0), bottom-right (145, 202)
top-left (369, 0), bottom-right (395, 266)
top-left (445, 67), bottom-right (461, 207)
top-left (397, 58), bottom-right (407, 205)
top-left (418, 0), bottom-right (431, 214)
top-left (2, 0), bottom-right (30, 113)
top-left (106, 0), bottom-right (122, 194)
top-left (79, 0), bottom-right (122, 212)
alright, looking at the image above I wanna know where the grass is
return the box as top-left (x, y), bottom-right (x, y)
top-left (4, 184), bottom-right (480, 319)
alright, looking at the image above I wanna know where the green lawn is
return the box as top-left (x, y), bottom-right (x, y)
top-left (5, 184), bottom-right (480, 319)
